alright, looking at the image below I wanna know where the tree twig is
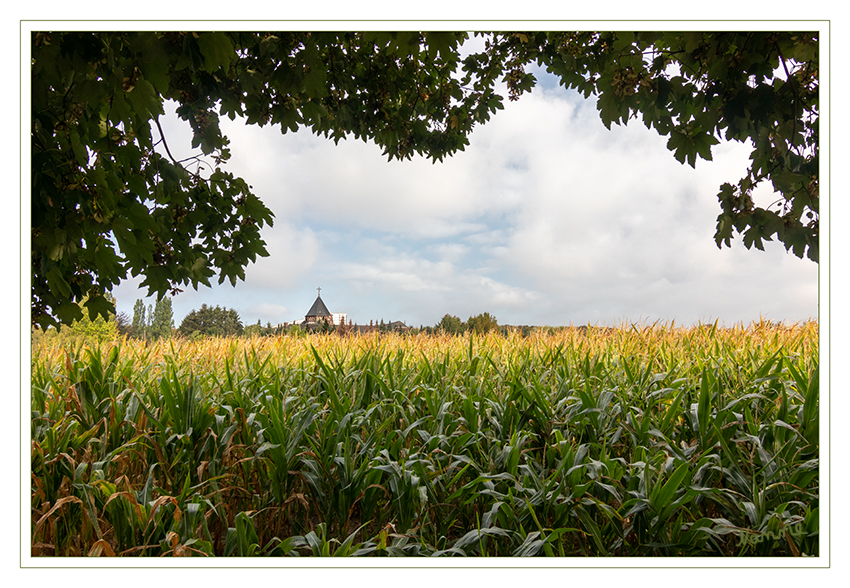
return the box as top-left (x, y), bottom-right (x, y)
top-left (154, 117), bottom-right (180, 165)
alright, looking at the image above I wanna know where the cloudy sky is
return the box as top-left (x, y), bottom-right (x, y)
top-left (112, 39), bottom-right (820, 331)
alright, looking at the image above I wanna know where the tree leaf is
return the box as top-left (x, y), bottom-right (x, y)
top-left (196, 32), bottom-right (234, 73)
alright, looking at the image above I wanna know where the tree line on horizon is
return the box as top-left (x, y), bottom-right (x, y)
top-left (35, 296), bottom-right (808, 344)
top-left (33, 296), bottom-right (553, 342)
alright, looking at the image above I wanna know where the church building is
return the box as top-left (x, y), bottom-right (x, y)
top-left (291, 287), bottom-right (410, 333)
top-left (301, 288), bottom-right (347, 328)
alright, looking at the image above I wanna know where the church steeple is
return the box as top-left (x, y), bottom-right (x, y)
top-left (304, 287), bottom-right (331, 323)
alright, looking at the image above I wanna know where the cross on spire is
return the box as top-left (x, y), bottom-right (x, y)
top-left (317, 286), bottom-right (322, 297)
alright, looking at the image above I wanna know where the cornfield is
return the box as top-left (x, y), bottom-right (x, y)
top-left (30, 321), bottom-right (819, 557)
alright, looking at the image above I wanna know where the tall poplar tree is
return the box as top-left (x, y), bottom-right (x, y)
top-left (150, 297), bottom-right (174, 339)
top-left (131, 299), bottom-right (146, 338)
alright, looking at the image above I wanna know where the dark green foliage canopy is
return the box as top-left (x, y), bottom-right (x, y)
top-left (467, 312), bottom-right (499, 335)
top-left (31, 31), bottom-right (818, 329)
top-left (437, 314), bottom-right (466, 335)
top-left (178, 304), bottom-right (244, 337)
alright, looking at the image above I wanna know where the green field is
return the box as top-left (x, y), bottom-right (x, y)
top-left (30, 321), bottom-right (819, 557)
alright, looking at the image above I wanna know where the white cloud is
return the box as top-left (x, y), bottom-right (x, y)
top-left (427, 243), bottom-right (469, 264)
top-left (220, 120), bottom-right (498, 238)
top-left (243, 222), bottom-right (322, 290)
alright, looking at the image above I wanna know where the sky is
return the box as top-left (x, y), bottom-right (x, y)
top-left (111, 54), bottom-right (820, 330)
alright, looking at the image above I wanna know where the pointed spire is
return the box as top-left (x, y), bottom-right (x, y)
top-left (305, 289), bottom-right (331, 319)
